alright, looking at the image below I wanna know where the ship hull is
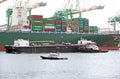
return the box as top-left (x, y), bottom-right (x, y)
top-left (40, 56), bottom-right (68, 60)
top-left (0, 32), bottom-right (119, 51)
top-left (4, 45), bottom-right (80, 53)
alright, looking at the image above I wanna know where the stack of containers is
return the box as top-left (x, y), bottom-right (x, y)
top-left (55, 18), bottom-right (62, 32)
top-left (61, 18), bottom-right (67, 32)
top-left (28, 15), bottom-right (44, 31)
top-left (71, 18), bottom-right (79, 32)
top-left (44, 18), bottom-right (55, 32)
top-left (77, 18), bottom-right (84, 33)
top-left (83, 18), bottom-right (89, 33)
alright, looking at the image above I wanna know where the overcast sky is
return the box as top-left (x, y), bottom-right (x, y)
top-left (0, 0), bottom-right (120, 30)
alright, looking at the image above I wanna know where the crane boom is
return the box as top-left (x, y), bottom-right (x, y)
top-left (28, 2), bottom-right (47, 10)
top-left (73, 5), bottom-right (104, 14)
top-left (0, 0), bottom-right (6, 3)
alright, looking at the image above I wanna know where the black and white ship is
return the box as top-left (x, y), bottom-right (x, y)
top-left (4, 39), bottom-right (108, 54)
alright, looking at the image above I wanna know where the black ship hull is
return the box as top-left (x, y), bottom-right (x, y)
top-left (4, 45), bottom-right (80, 53)
top-left (40, 56), bottom-right (68, 60)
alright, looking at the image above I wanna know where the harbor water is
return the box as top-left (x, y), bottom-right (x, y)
top-left (0, 51), bottom-right (120, 79)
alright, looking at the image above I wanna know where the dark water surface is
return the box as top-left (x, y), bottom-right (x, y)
top-left (0, 51), bottom-right (120, 79)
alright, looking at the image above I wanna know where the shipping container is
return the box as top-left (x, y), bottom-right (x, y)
top-left (32, 26), bottom-right (43, 31)
top-left (32, 23), bottom-right (44, 26)
top-left (56, 29), bottom-right (61, 32)
top-left (27, 15), bottom-right (43, 20)
top-left (44, 20), bottom-right (55, 24)
top-left (79, 30), bottom-right (84, 33)
top-left (44, 28), bottom-right (55, 32)
top-left (44, 23), bottom-right (55, 26)
top-left (55, 25), bottom-right (61, 29)
top-left (44, 18), bottom-right (55, 20)
top-left (31, 20), bottom-right (44, 23)
top-left (61, 26), bottom-right (67, 32)
top-left (55, 19), bottom-right (62, 25)
top-left (44, 26), bottom-right (55, 29)
top-left (24, 25), bottom-right (30, 29)
top-left (62, 21), bottom-right (67, 25)
top-left (79, 27), bottom-right (84, 30)
top-left (84, 27), bottom-right (89, 30)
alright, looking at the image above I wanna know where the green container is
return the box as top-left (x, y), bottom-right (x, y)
top-left (44, 23), bottom-right (55, 26)
top-left (84, 27), bottom-right (89, 30)
top-left (32, 26), bottom-right (43, 31)
top-left (56, 29), bottom-right (61, 32)
top-left (89, 27), bottom-right (94, 30)
top-left (78, 25), bottom-right (84, 27)
top-left (31, 20), bottom-right (43, 23)
top-left (79, 30), bottom-right (83, 33)
top-left (90, 26), bottom-right (98, 31)
top-left (94, 30), bottom-right (98, 33)
top-left (83, 18), bottom-right (89, 21)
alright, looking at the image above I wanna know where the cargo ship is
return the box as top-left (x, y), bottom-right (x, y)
top-left (0, 0), bottom-right (120, 51)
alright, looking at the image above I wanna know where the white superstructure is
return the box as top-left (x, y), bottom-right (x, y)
top-left (10, 0), bottom-right (46, 31)
top-left (14, 39), bottom-right (29, 47)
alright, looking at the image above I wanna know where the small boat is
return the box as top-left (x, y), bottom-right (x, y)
top-left (77, 39), bottom-right (108, 53)
top-left (40, 53), bottom-right (68, 60)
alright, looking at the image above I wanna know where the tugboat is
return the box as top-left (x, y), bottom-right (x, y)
top-left (77, 39), bottom-right (108, 53)
top-left (40, 53), bottom-right (68, 60)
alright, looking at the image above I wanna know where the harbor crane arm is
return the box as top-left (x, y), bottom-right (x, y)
top-left (28, 2), bottom-right (47, 10)
top-left (73, 5), bottom-right (104, 14)
top-left (0, 0), bottom-right (6, 3)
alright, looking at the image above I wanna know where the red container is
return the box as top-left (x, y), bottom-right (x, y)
top-left (32, 23), bottom-right (44, 26)
top-left (44, 28), bottom-right (55, 32)
top-left (44, 20), bottom-right (55, 24)
top-left (84, 30), bottom-right (89, 33)
top-left (90, 30), bottom-right (94, 33)
top-left (27, 15), bottom-right (43, 20)
top-left (79, 27), bottom-right (84, 30)
top-left (24, 25), bottom-right (30, 29)
top-left (62, 22), bottom-right (67, 25)
top-left (55, 19), bottom-right (62, 25)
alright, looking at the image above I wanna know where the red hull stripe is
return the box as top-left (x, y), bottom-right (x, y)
top-left (0, 46), bottom-right (5, 51)
top-left (99, 46), bottom-right (119, 50)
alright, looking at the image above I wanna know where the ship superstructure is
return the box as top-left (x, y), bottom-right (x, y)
top-left (6, 0), bottom-right (46, 31)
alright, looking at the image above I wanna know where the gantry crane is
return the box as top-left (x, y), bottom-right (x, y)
top-left (54, 0), bottom-right (104, 26)
top-left (108, 13), bottom-right (120, 31)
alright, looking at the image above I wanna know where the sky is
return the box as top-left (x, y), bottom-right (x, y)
top-left (0, 0), bottom-right (120, 30)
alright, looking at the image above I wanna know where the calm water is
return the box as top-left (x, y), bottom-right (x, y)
top-left (0, 51), bottom-right (120, 79)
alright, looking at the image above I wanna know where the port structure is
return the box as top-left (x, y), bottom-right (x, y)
top-left (108, 12), bottom-right (120, 31)
top-left (53, 0), bottom-right (104, 31)
top-left (6, 0), bottom-right (47, 31)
